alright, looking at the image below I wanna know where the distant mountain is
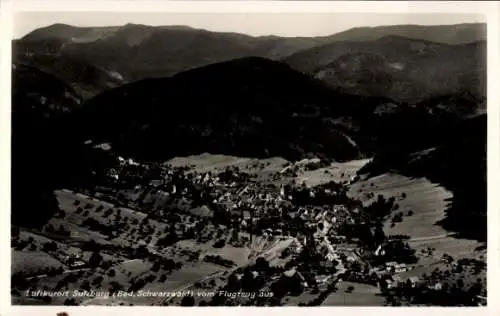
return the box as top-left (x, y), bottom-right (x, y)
top-left (283, 36), bottom-right (486, 103)
top-left (324, 23), bottom-right (486, 45)
top-left (14, 22), bottom-right (485, 99)
top-left (13, 23), bottom-right (333, 97)
top-left (72, 57), bottom-right (399, 162)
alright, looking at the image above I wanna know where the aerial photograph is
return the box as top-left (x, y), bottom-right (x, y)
top-left (10, 11), bottom-right (487, 307)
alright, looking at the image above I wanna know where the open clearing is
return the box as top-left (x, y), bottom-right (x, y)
top-left (168, 154), bottom-right (289, 176)
top-left (297, 158), bottom-right (372, 187)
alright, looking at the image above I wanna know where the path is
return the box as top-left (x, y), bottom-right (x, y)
top-left (26, 258), bottom-right (140, 281)
top-left (408, 233), bottom-right (456, 243)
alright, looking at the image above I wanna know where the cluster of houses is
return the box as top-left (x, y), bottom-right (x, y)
top-left (101, 156), bottom-right (431, 299)
top-left (55, 249), bottom-right (87, 269)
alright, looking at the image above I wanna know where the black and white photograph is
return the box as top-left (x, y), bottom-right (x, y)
top-left (2, 0), bottom-right (498, 311)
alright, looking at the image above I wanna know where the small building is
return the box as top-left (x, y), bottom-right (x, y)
top-left (409, 276), bottom-right (420, 287)
top-left (429, 282), bottom-right (443, 290)
top-left (394, 263), bottom-right (408, 273)
top-left (315, 275), bottom-right (331, 284)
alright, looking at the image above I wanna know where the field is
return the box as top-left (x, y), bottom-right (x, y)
top-left (168, 154), bottom-right (288, 175)
top-left (12, 250), bottom-right (66, 275)
top-left (296, 158), bottom-right (372, 187)
top-left (322, 281), bottom-right (385, 306)
top-left (347, 172), bottom-right (485, 262)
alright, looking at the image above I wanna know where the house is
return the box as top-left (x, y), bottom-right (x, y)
top-left (409, 276), bottom-right (420, 287)
top-left (374, 245), bottom-right (384, 256)
top-left (385, 279), bottom-right (395, 289)
top-left (392, 275), bottom-right (402, 285)
top-left (385, 261), bottom-right (397, 272)
top-left (69, 260), bottom-right (87, 268)
top-left (315, 275), bottom-right (331, 284)
top-left (428, 282), bottom-right (443, 290)
top-left (394, 263), bottom-right (408, 273)
top-left (151, 180), bottom-right (162, 187)
top-left (384, 274), bottom-right (402, 289)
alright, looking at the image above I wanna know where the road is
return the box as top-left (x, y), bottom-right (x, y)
top-left (26, 258), bottom-right (141, 281)
top-left (26, 268), bottom-right (91, 280)
top-left (408, 233), bottom-right (457, 243)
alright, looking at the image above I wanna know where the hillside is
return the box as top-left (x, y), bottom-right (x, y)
top-left (13, 23), bottom-right (332, 97)
top-left (12, 64), bottom-right (114, 227)
top-left (358, 114), bottom-right (486, 241)
top-left (73, 57), bottom-right (397, 162)
top-left (283, 36), bottom-right (486, 103)
top-left (69, 55), bottom-right (484, 163)
top-left (14, 53), bottom-right (125, 99)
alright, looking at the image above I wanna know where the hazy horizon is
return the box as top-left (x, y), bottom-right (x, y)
top-left (13, 12), bottom-right (486, 39)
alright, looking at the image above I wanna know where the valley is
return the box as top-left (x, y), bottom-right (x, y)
top-left (10, 18), bottom-right (488, 307)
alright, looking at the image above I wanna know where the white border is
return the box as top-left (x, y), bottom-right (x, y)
top-left (1, 1), bottom-right (499, 316)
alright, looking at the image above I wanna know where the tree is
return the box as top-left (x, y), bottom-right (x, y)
top-left (255, 257), bottom-right (270, 273)
top-left (89, 251), bottom-right (103, 269)
top-left (64, 298), bottom-right (78, 306)
top-left (43, 241), bottom-right (58, 252)
top-left (11, 227), bottom-right (20, 238)
top-left (152, 261), bottom-right (161, 272)
top-left (81, 280), bottom-right (91, 291)
top-left (213, 239), bottom-right (226, 248)
top-left (181, 295), bottom-right (195, 306)
top-left (44, 223), bottom-right (55, 233)
top-left (107, 269), bottom-right (116, 277)
top-left (92, 275), bottom-right (104, 286)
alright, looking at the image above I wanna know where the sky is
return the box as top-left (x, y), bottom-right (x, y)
top-left (12, 12), bottom-right (486, 39)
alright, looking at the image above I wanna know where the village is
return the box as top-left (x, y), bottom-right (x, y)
top-left (11, 152), bottom-right (486, 306)
top-left (97, 154), bottom-right (473, 304)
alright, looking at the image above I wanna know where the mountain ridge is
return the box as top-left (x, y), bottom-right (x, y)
top-left (282, 35), bottom-right (486, 103)
top-left (14, 22), bottom-right (486, 98)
